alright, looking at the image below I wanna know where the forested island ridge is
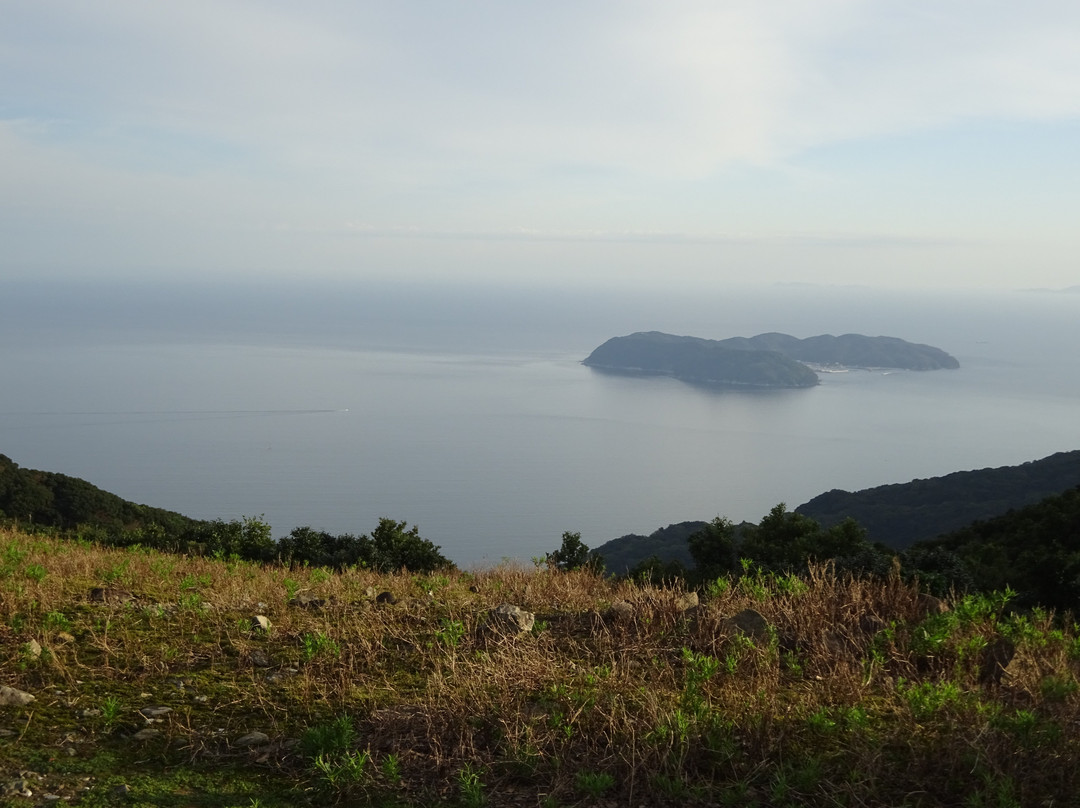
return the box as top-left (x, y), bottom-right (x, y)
top-left (583, 330), bottom-right (958, 389)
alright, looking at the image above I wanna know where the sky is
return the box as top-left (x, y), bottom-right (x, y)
top-left (2, 1), bottom-right (1079, 291)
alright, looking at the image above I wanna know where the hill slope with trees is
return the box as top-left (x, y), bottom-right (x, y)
top-left (796, 450), bottom-right (1080, 548)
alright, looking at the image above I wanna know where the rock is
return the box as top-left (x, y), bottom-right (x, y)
top-left (131, 728), bottom-right (161, 742)
top-left (486, 604), bottom-right (535, 636)
top-left (2, 777), bottom-right (33, 797)
top-left (915, 593), bottom-right (949, 618)
top-left (112, 783), bottom-right (132, 796)
top-left (265, 668), bottom-right (298, 684)
top-left (139, 706), bottom-right (172, 719)
top-left (290, 591), bottom-right (325, 608)
top-left (56, 632), bottom-right (76, 644)
top-left (249, 649), bottom-right (271, 668)
top-left (77, 708), bottom-right (101, 719)
top-left (674, 592), bottom-right (699, 612)
top-left (725, 609), bottom-right (772, 642)
top-left (607, 601), bottom-right (635, 621)
top-left (858, 613), bottom-right (887, 636)
top-left (364, 586), bottom-right (377, 599)
top-left (23, 639), bottom-right (42, 658)
top-left (0, 686), bottom-right (35, 706)
top-left (250, 615), bottom-right (272, 632)
top-left (235, 731), bottom-right (270, 747)
top-left (978, 636), bottom-right (1016, 686)
top-left (89, 587), bottom-right (135, 603)
top-left (375, 591), bottom-right (397, 605)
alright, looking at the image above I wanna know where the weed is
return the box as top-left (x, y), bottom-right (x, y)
top-left (705, 576), bottom-right (730, 599)
top-left (436, 617), bottom-right (467, 647)
top-left (681, 647), bottom-right (720, 715)
top-left (575, 770), bottom-right (615, 799)
top-left (457, 763), bottom-right (485, 808)
top-left (774, 572), bottom-right (808, 596)
top-left (99, 558), bottom-right (131, 584)
top-left (1040, 674), bottom-right (1078, 703)
top-left (381, 753), bottom-right (402, 785)
top-left (899, 678), bottom-right (964, 721)
top-left (781, 650), bottom-right (804, 677)
top-left (180, 572), bottom-right (211, 590)
top-left (313, 749), bottom-right (371, 791)
top-left (300, 714), bottom-right (356, 759)
top-left (23, 562), bottom-right (47, 582)
top-left (101, 695), bottom-right (123, 729)
top-left (284, 577), bottom-right (301, 600)
top-left (42, 610), bottom-right (72, 632)
top-left (300, 630), bottom-right (341, 662)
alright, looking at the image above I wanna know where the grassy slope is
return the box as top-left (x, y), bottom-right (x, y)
top-left (1, 527), bottom-right (1079, 807)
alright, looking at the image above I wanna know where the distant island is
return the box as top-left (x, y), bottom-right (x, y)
top-left (583, 331), bottom-right (958, 388)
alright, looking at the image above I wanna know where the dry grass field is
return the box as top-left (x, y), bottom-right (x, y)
top-left (0, 525), bottom-right (1078, 806)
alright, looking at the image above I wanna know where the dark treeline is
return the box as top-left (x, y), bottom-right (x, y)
top-left (6, 451), bottom-right (1080, 610)
top-left (796, 449), bottom-right (1080, 549)
top-left (0, 454), bottom-right (449, 574)
top-left (611, 489), bottom-right (1080, 613)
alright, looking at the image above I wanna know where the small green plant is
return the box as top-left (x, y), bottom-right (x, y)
top-left (101, 695), bottom-right (123, 728)
top-left (681, 647), bottom-right (720, 716)
top-left (705, 576), bottom-right (730, 599)
top-left (99, 559), bottom-right (130, 584)
top-left (284, 577), bottom-right (301, 600)
top-left (436, 617), bottom-right (467, 647)
top-left (381, 753), bottom-right (401, 785)
top-left (457, 763), bottom-right (485, 808)
top-left (180, 572), bottom-right (211, 590)
top-left (1040, 674), bottom-right (1078, 703)
top-left (806, 706), bottom-right (837, 734)
top-left (652, 773), bottom-right (691, 800)
top-left (899, 678), bottom-right (963, 721)
top-left (575, 770), bottom-right (615, 799)
top-left (23, 562), bottom-right (47, 583)
top-left (300, 631), bottom-right (341, 662)
top-left (309, 567), bottom-right (332, 585)
top-left (42, 610), bottom-right (72, 632)
top-left (300, 715), bottom-right (356, 759)
top-left (774, 572), bottom-right (809, 596)
top-left (313, 749), bottom-right (371, 790)
top-left (781, 650), bottom-right (804, 677)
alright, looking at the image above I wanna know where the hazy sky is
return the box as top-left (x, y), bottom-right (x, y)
top-left (2, 2), bottom-right (1078, 290)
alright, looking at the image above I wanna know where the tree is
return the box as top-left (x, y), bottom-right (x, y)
top-left (547, 531), bottom-right (603, 572)
top-left (739, 504), bottom-right (871, 572)
top-left (361, 518), bottom-right (450, 574)
top-left (688, 516), bottom-right (739, 581)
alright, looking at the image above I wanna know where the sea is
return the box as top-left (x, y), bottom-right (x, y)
top-left (1, 279), bottom-right (1078, 566)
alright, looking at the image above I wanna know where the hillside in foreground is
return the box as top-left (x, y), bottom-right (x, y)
top-left (1, 527), bottom-right (1079, 806)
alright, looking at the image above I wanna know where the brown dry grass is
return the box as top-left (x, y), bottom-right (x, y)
top-left (0, 525), bottom-right (1078, 806)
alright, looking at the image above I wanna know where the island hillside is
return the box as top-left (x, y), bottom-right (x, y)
top-left (719, 331), bottom-right (960, 370)
top-left (583, 331), bottom-right (819, 388)
top-left (796, 449), bottom-right (1080, 549)
top-left (583, 331), bottom-right (958, 389)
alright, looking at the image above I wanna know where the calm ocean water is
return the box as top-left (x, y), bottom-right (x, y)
top-left (2, 281), bottom-right (1078, 565)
